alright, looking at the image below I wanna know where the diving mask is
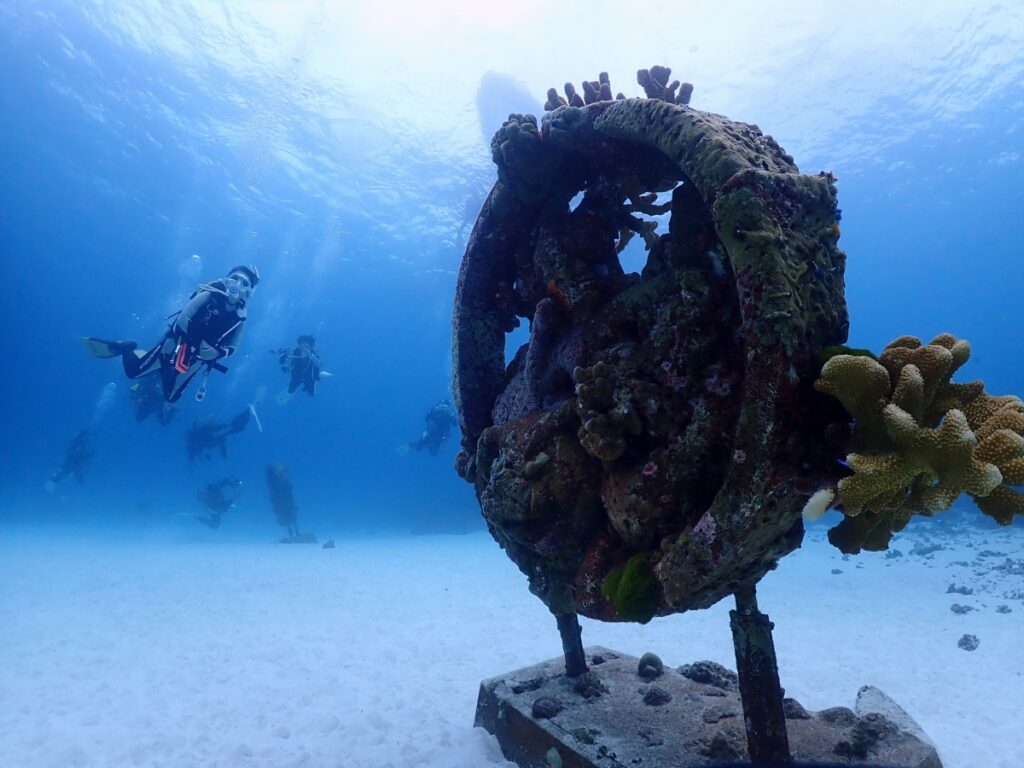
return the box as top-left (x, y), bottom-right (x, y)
top-left (225, 272), bottom-right (254, 303)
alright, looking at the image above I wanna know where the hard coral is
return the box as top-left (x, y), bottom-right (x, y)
top-left (574, 360), bottom-right (647, 462)
top-left (816, 334), bottom-right (1024, 552)
top-left (545, 73), bottom-right (615, 111)
top-left (637, 65), bottom-right (693, 105)
top-left (490, 113), bottom-right (558, 205)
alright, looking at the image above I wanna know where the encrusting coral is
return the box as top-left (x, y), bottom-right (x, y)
top-left (815, 333), bottom-right (1024, 552)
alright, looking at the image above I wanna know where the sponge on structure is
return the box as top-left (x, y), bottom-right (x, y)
top-left (815, 334), bottom-right (1024, 551)
top-left (601, 554), bottom-right (660, 624)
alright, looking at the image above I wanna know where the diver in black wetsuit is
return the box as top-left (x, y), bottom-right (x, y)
top-left (186, 408), bottom-right (252, 463)
top-left (193, 477), bottom-right (243, 528)
top-left (46, 430), bottom-right (93, 492)
top-left (81, 265), bottom-right (260, 403)
top-left (130, 375), bottom-right (174, 425)
top-left (274, 335), bottom-right (321, 402)
top-left (407, 399), bottom-right (458, 456)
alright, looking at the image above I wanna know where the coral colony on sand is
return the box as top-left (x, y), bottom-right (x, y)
top-left (450, 65), bottom-right (1023, 764)
top-left (266, 463), bottom-right (316, 544)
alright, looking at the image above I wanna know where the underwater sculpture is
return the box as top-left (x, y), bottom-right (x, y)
top-left (452, 65), bottom-right (1024, 763)
top-left (266, 463), bottom-right (316, 544)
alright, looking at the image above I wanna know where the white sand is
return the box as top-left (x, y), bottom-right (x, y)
top-left (1, 520), bottom-right (1021, 768)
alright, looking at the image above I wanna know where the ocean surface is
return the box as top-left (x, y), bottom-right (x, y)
top-left (1, 2), bottom-right (1022, 767)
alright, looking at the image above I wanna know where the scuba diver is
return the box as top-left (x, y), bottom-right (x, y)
top-left (186, 389), bottom-right (264, 463)
top-left (81, 265), bottom-right (260, 403)
top-left (129, 375), bottom-right (174, 425)
top-left (191, 477), bottom-right (243, 528)
top-left (406, 399), bottom-right (458, 456)
top-left (273, 334), bottom-right (322, 404)
top-left (46, 430), bottom-right (93, 492)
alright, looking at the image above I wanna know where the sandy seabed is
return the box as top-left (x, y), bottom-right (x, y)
top-left (1, 519), bottom-right (1021, 768)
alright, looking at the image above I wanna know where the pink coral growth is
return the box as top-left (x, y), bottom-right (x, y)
top-left (692, 511), bottom-right (717, 544)
top-left (704, 362), bottom-right (736, 397)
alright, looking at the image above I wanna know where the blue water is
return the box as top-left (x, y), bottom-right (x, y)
top-left (1, 1), bottom-right (1022, 538)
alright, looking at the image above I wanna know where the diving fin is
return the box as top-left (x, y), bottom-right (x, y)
top-left (80, 337), bottom-right (137, 359)
top-left (248, 403), bottom-right (264, 433)
top-left (276, 387), bottom-right (294, 406)
top-left (248, 387), bottom-right (266, 432)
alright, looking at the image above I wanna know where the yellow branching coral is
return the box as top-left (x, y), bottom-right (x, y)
top-left (975, 485), bottom-right (1024, 525)
top-left (815, 334), bottom-right (1024, 551)
top-left (814, 353), bottom-right (890, 448)
top-left (840, 406), bottom-right (1001, 514)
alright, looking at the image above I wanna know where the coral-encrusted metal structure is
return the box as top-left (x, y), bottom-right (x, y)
top-left (453, 69), bottom-right (848, 628)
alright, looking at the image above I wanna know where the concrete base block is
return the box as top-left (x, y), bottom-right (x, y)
top-left (475, 646), bottom-right (942, 768)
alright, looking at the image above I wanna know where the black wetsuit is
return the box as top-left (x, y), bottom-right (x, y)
top-left (186, 408), bottom-right (251, 462)
top-left (50, 430), bottom-right (93, 485)
top-left (195, 478), bottom-right (242, 528)
top-left (409, 403), bottom-right (457, 456)
top-left (132, 378), bottom-right (174, 425)
top-left (278, 339), bottom-right (320, 397)
top-left (124, 281), bottom-right (247, 402)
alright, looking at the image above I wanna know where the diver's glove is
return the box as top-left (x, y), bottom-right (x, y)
top-left (198, 341), bottom-right (223, 361)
